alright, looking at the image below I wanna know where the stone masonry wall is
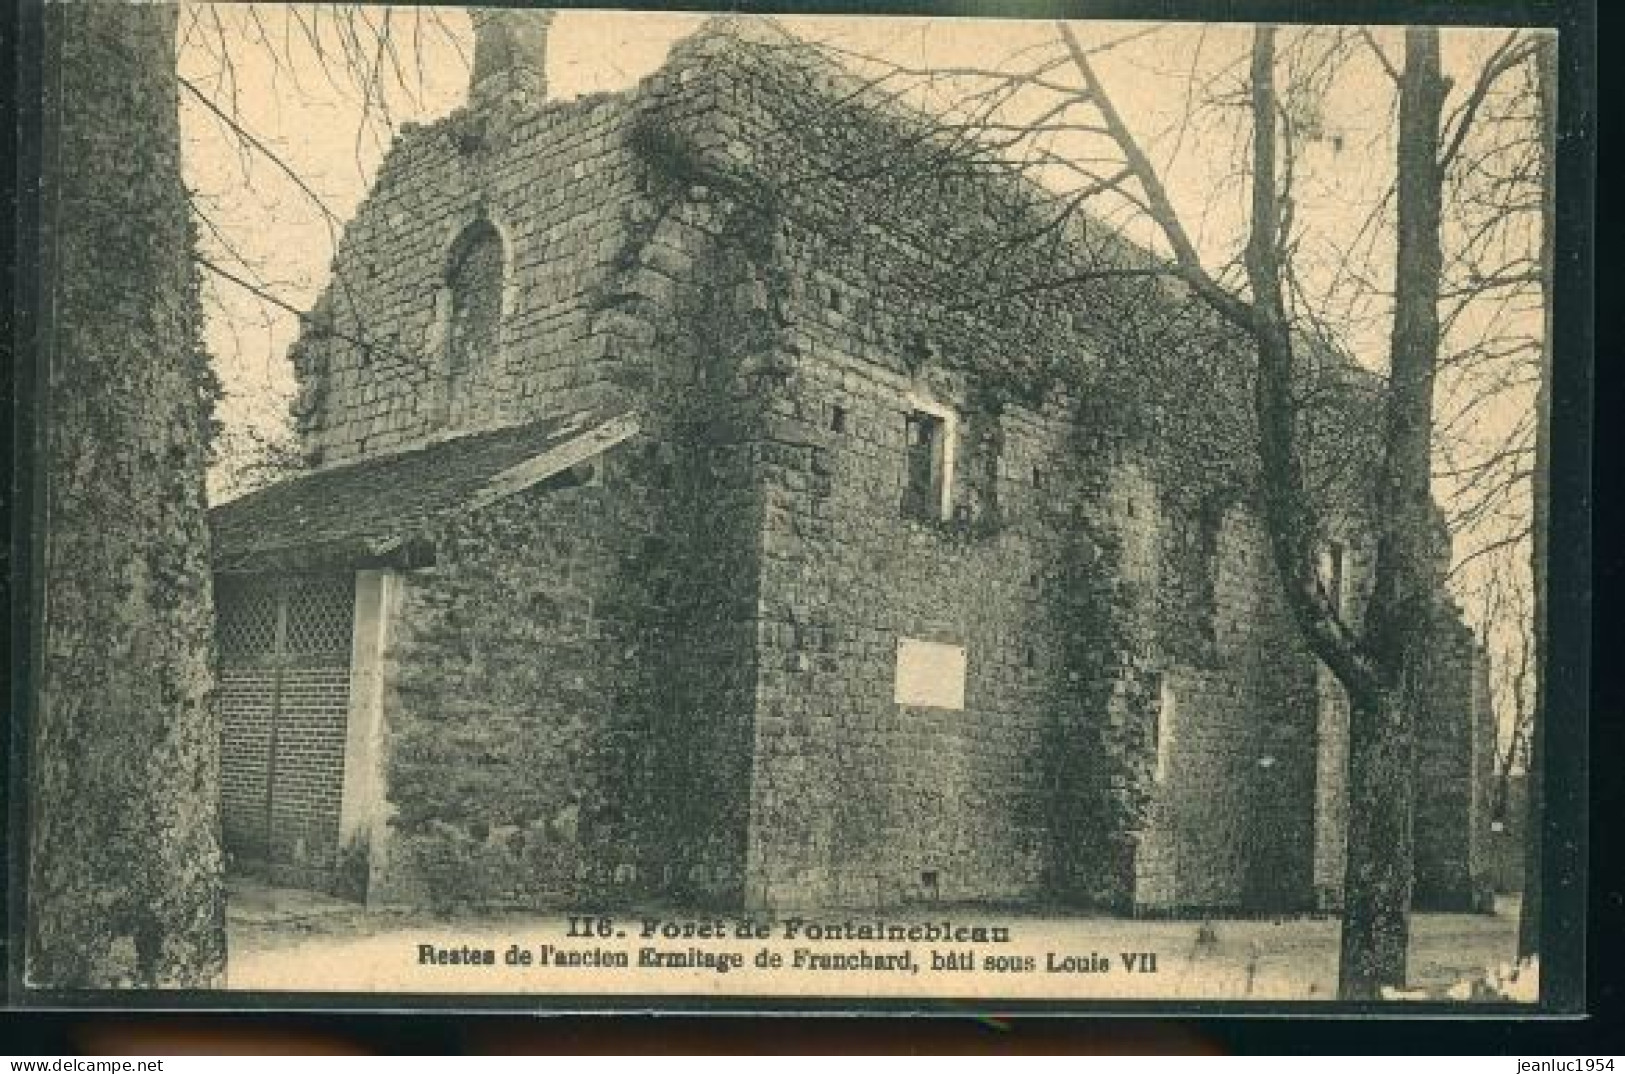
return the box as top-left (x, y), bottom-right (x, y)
top-left (371, 473), bottom-right (650, 909)
top-left (371, 431), bottom-right (761, 909)
top-left (713, 192), bottom-right (1335, 911)
top-left (1412, 611), bottom-right (1496, 911)
top-left (290, 19), bottom-right (1493, 915)
top-left (630, 39), bottom-right (1143, 910)
top-left (337, 69), bottom-right (780, 908)
top-left (739, 349), bottom-right (1109, 910)
top-left (289, 90), bottom-right (646, 466)
top-left (635, 31), bottom-right (1342, 913)
top-left (1135, 507), bottom-right (1323, 913)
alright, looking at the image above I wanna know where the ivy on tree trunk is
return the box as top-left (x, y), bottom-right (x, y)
top-left (28, 0), bottom-right (226, 988)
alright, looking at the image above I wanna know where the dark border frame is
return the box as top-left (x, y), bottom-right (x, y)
top-left (3, 0), bottom-right (1597, 1025)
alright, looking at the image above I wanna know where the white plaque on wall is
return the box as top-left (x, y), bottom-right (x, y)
top-left (894, 638), bottom-right (967, 710)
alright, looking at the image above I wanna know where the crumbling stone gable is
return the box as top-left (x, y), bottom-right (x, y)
top-left (279, 30), bottom-right (789, 910)
top-left (289, 90), bottom-right (648, 466)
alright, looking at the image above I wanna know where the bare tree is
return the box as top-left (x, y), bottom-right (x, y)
top-left (1018, 24), bottom-right (1543, 999)
top-left (1079, 25), bottom-right (1455, 1000)
top-left (176, 3), bottom-right (466, 494)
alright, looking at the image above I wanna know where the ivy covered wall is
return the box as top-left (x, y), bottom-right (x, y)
top-left (282, 17), bottom-right (1493, 915)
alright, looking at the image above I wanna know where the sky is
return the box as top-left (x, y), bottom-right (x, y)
top-left (176, 6), bottom-right (1545, 741)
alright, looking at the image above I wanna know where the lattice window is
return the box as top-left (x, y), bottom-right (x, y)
top-left (215, 573), bottom-right (354, 663)
top-left (217, 575), bottom-right (279, 662)
top-left (283, 575), bottom-right (356, 659)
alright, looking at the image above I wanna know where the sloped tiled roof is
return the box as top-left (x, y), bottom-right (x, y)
top-left (211, 411), bottom-right (635, 571)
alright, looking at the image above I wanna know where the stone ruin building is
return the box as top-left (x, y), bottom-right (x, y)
top-left (209, 11), bottom-right (1496, 915)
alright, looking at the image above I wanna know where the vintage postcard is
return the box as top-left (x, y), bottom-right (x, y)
top-left (11, 1), bottom-right (1585, 1012)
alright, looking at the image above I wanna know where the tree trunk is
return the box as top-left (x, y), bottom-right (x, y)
top-left (1337, 686), bottom-right (1417, 998)
top-left (1335, 26), bottom-right (1448, 1000)
top-left (1518, 32), bottom-right (1557, 964)
top-left (27, 1), bottom-right (226, 988)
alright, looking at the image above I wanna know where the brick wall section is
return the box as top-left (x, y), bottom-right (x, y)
top-left (265, 666), bottom-right (352, 886)
top-left (218, 668), bottom-right (274, 861)
top-left (216, 575), bottom-right (355, 891)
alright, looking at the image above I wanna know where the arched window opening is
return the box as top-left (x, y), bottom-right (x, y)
top-left (444, 220), bottom-right (505, 418)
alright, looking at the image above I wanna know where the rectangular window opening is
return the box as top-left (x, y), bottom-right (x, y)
top-left (902, 409), bottom-right (949, 520)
